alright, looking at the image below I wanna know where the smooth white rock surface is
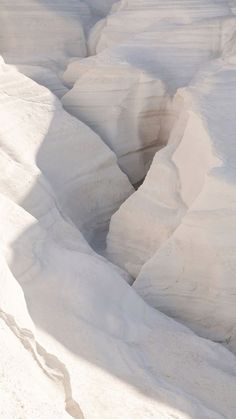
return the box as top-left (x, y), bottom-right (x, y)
top-left (106, 94), bottom-right (187, 276)
top-left (0, 59), bottom-right (133, 247)
top-left (0, 0), bottom-right (90, 66)
top-left (90, 0), bottom-right (232, 54)
top-left (1, 184), bottom-right (236, 419)
top-left (63, 54), bottom-right (169, 183)
top-left (0, 64), bottom-right (235, 413)
top-left (12, 64), bottom-right (69, 98)
top-left (0, 319), bottom-right (70, 419)
top-left (85, 0), bottom-right (117, 17)
top-left (1, 1), bottom-right (236, 418)
top-left (0, 0), bottom-right (117, 93)
top-left (64, 17), bottom-right (236, 183)
top-left (134, 59), bottom-right (236, 352)
top-left (106, 16), bottom-right (236, 268)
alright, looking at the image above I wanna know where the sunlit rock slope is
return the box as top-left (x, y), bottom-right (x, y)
top-left (0, 1), bottom-right (236, 418)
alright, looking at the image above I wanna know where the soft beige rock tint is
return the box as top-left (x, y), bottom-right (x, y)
top-left (0, 1), bottom-right (236, 418)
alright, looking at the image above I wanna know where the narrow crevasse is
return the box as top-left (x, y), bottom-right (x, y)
top-left (0, 2), bottom-right (236, 419)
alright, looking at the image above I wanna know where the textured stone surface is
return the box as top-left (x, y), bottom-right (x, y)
top-left (1, 1), bottom-right (236, 418)
top-left (134, 60), bottom-right (236, 353)
top-left (0, 59), bottom-right (133, 247)
top-left (106, 16), bottom-right (236, 269)
top-left (90, 0), bottom-right (232, 53)
top-left (1, 162), bottom-right (236, 419)
top-left (0, 0), bottom-right (90, 65)
top-left (64, 17), bottom-right (234, 183)
top-left (62, 54), bottom-right (169, 183)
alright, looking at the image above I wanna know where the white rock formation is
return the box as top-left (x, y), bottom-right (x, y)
top-left (106, 16), bottom-right (236, 272)
top-left (0, 58), bottom-right (133, 247)
top-left (133, 60), bottom-right (236, 352)
top-left (90, 0), bottom-right (232, 54)
top-left (105, 9), bottom-right (236, 352)
top-left (106, 94), bottom-right (187, 276)
top-left (0, 0), bottom-right (95, 96)
top-left (64, 17), bottom-right (236, 183)
top-left (1, 1), bottom-right (236, 418)
top-left (0, 0), bottom-right (117, 93)
top-left (0, 0), bottom-right (89, 66)
top-left (12, 64), bottom-right (69, 98)
top-left (1, 178), bottom-right (236, 419)
top-left (63, 54), bottom-right (169, 183)
top-left (0, 60), bottom-right (235, 417)
top-left (85, 0), bottom-right (117, 17)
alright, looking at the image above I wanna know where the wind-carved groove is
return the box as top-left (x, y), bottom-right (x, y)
top-left (0, 309), bottom-right (85, 419)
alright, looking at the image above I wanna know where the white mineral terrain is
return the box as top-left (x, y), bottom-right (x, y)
top-left (62, 14), bottom-right (236, 183)
top-left (89, 0), bottom-right (233, 53)
top-left (0, 58), bottom-right (133, 247)
top-left (0, 1), bottom-right (236, 418)
top-left (134, 59), bottom-right (236, 352)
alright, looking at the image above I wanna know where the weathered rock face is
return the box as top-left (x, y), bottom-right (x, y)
top-left (85, 0), bottom-right (117, 17)
top-left (104, 10), bottom-right (236, 353)
top-left (62, 55), bottom-right (169, 184)
top-left (106, 94), bottom-right (187, 276)
top-left (107, 56), bottom-right (236, 352)
top-left (0, 0), bottom-right (90, 66)
top-left (1, 138), bottom-right (236, 419)
top-left (134, 61), bottom-right (236, 353)
top-left (90, 0), bottom-right (232, 54)
top-left (1, 1), bottom-right (236, 418)
top-left (0, 0), bottom-right (92, 97)
top-left (0, 319), bottom-right (71, 419)
top-left (105, 16), bottom-right (236, 269)
top-left (63, 17), bottom-right (235, 184)
top-left (0, 59), bottom-right (133, 247)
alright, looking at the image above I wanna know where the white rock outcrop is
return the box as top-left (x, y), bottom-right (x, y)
top-left (85, 0), bottom-right (117, 17)
top-left (63, 17), bottom-right (236, 183)
top-left (0, 59), bottom-right (235, 419)
top-left (63, 54), bottom-right (169, 183)
top-left (106, 93), bottom-right (187, 276)
top-left (133, 60), bottom-right (236, 352)
top-left (0, 59), bottom-right (133, 247)
top-left (90, 0), bottom-right (232, 54)
top-left (1, 168), bottom-right (236, 419)
top-left (0, 0), bottom-right (90, 66)
top-left (104, 19), bottom-right (235, 271)
top-left (1, 1), bottom-right (236, 418)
